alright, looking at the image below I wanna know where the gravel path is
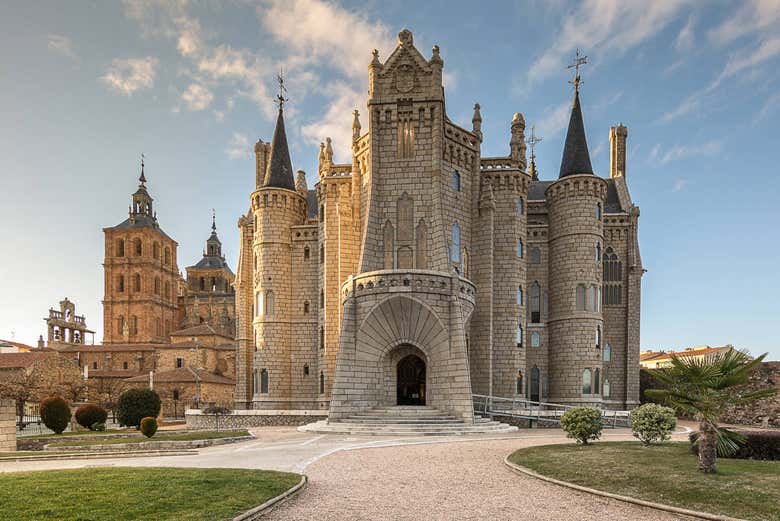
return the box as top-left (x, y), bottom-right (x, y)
top-left (266, 434), bottom-right (691, 521)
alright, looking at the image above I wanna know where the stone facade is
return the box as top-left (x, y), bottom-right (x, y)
top-left (235, 30), bottom-right (643, 419)
top-left (0, 399), bottom-right (15, 452)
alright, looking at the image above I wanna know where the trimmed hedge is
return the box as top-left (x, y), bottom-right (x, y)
top-left (631, 403), bottom-right (677, 445)
top-left (560, 407), bottom-right (603, 445)
top-left (75, 404), bottom-right (108, 430)
top-left (40, 397), bottom-right (71, 434)
top-left (690, 430), bottom-right (780, 460)
top-left (117, 389), bottom-right (161, 428)
top-left (140, 417), bottom-right (158, 438)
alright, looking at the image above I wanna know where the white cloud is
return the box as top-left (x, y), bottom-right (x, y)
top-left (525, 0), bottom-right (690, 88)
top-left (660, 140), bottom-right (722, 164)
top-left (660, 91), bottom-right (703, 123)
top-left (663, 58), bottom-right (685, 76)
top-left (100, 57), bottom-right (158, 95)
top-left (709, 0), bottom-right (780, 45)
top-left (709, 37), bottom-right (780, 91)
top-left (536, 101), bottom-right (571, 139)
top-left (181, 83), bottom-right (213, 111)
top-left (300, 81), bottom-right (363, 163)
top-left (225, 132), bottom-right (250, 159)
top-left (673, 179), bottom-right (687, 192)
top-left (756, 91), bottom-right (780, 122)
top-left (47, 34), bottom-right (78, 61)
top-left (675, 15), bottom-right (695, 52)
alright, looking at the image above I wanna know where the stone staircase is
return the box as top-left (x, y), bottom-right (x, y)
top-left (299, 406), bottom-right (518, 436)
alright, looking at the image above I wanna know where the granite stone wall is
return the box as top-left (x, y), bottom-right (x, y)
top-left (0, 399), bottom-right (16, 452)
top-left (185, 409), bottom-right (326, 430)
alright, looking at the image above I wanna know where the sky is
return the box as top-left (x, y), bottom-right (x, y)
top-left (0, 0), bottom-right (779, 360)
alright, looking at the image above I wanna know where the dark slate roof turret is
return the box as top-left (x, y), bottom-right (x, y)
top-left (262, 105), bottom-right (296, 190)
top-left (558, 90), bottom-right (594, 178)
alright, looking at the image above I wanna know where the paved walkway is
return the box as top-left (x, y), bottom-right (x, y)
top-left (1, 427), bottom-right (693, 520)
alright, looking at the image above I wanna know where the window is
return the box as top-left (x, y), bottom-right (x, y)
top-left (154, 277), bottom-right (161, 295)
top-left (155, 318), bottom-right (161, 336)
top-left (320, 289), bottom-right (324, 307)
top-left (516, 286), bottom-right (523, 306)
top-left (531, 331), bottom-right (541, 348)
top-left (517, 238), bottom-right (523, 258)
top-left (604, 343), bottom-right (611, 362)
top-left (134, 238), bottom-right (142, 256)
top-left (530, 282), bottom-right (541, 323)
top-left (173, 389), bottom-right (180, 401)
top-left (319, 371), bottom-right (325, 394)
top-left (602, 247), bottom-right (622, 306)
top-left (165, 320), bottom-right (170, 335)
top-left (303, 364), bottom-right (310, 376)
top-left (596, 202), bottom-right (602, 220)
top-left (596, 243), bottom-right (601, 263)
top-left (516, 324), bottom-right (523, 348)
top-left (130, 316), bottom-right (138, 335)
top-left (117, 316), bottom-right (125, 335)
top-left (123, 361), bottom-right (128, 370)
top-left (531, 247), bottom-right (541, 264)
top-left (303, 301), bottom-right (310, 314)
top-left (320, 245), bottom-right (325, 263)
top-left (582, 369), bottom-right (592, 395)
top-left (92, 361), bottom-right (98, 370)
top-left (117, 275), bottom-right (125, 292)
top-left (265, 291), bottom-right (275, 316)
top-left (133, 274), bottom-right (141, 292)
top-left (596, 325), bottom-right (602, 349)
top-left (164, 247), bottom-right (170, 265)
top-left (116, 239), bottom-right (125, 257)
top-left (319, 326), bottom-right (325, 350)
top-left (253, 369), bottom-right (259, 394)
top-left (320, 205), bottom-right (325, 222)
top-left (576, 284), bottom-right (586, 311)
top-left (451, 223), bottom-right (461, 263)
top-left (176, 357), bottom-right (183, 368)
top-left (164, 281), bottom-right (171, 299)
top-left (517, 197), bottom-right (524, 216)
top-left (453, 171), bottom-right (461, 192)
top-left (594, 368), bottom-right (600, 394)
top-left (516, 371), bottom-right (523, 394)
top-left (304, 246), bottom-right (310, 260)
top-left (530, 367), bottom-right (540, 402)
top-left (153, 242), bottom-right (160, 260)
top-left (256, 292), bottom-right (264, 317)
top-left (260, 369), bottom-right (269, 394)
top-left (603, 378), bottom-right (611, 398)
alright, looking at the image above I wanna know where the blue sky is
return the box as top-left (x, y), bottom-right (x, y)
top-left (1, 1), bottom-right (778, 359)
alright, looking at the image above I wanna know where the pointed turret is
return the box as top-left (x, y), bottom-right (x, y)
top-left (131, 155), bottom-right (155, 220)
top-left (558, 90), bottom-right (594, 178)
top-left (262, 105), bottom-right (296, 190)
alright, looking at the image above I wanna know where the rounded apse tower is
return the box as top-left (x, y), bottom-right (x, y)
top-left (546, 89), bottom-right (607, 405)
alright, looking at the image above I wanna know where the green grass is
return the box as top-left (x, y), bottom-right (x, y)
top-left (47, 430), bottom-right (250, 447)
top-left (24, 429), bottom-right (129, 439)
top-left (0, 467), bottom-right (300, 520)
top-left (509, 441), bottom-right (780, 521)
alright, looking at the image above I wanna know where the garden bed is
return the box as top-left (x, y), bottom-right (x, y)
top-left (45, 430), bottom-right (251, 451)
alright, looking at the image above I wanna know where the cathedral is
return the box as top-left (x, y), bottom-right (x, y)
top-left (233, 29), bottom-right (643, 423)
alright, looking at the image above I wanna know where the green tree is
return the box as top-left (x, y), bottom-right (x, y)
top-left (646, 350), bottom-right (776, 473)
top-left (560, 407), bottom-right (603, 445)
top-left (117, 389), bottom-right (161, 428)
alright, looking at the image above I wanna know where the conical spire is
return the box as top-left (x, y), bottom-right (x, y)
top-left (262, 105), bottom-right (296, 190)
top-left (139, 153), bottom-right (147, 185)
top-left (558, 90), bottom-right (594, 178)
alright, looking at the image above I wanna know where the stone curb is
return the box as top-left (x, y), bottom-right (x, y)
top-left (45, 435), bottom-right (254, 452)
top-left (232, 475), bottom-right (308, 521)
top-left (503, 456), bottom-right (746, 521)
top-left (0, 450), bottom-right (197, 463)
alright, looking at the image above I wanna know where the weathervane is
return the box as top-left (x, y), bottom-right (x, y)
top-left (275, 68), bottom-right (288, 109)
top-left (139, 153), bottom-right (147, 184)
top-left (211, 208), bottom-right (216, 232)
top-left (567, 48), bottom-right (588, 92)
top-left (526, 125), bottom-right (543, 162)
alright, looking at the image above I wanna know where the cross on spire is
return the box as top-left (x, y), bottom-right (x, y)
top-left (526, 125), bottom-right (543, 161)
top-left (275, 68), bottom-right (288, 109)
top-left (211, 208), bottom-right (216, 232)
top-left (139, 153), bottom-right (147, 185)
top-left (567, 48), bottom-right (588, 92)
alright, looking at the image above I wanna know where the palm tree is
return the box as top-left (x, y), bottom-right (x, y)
top-left (645, 349), bottom-right (775, 473)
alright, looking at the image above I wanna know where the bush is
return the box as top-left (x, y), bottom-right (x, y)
top-left (75, 404), bottom-right (108, 430)
top-left (40, 397), bottom-right (71, 435)
top-left (631, 403), bottom-right (677, 445)
top-left (691, 430), bottom-right (780, 461)
top-left (560, 407), bottom-right (603, 445)
top-left (139, 417), bottom-right (158, 438)
top-left (91, 422), bottom-right (106, 432)
top-left (117, 389), bottom-right (161, 428)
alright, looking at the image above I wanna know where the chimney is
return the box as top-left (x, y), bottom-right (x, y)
top-left (609, 123), bottom-right (628, 178)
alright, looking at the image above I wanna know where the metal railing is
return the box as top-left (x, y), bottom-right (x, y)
top-left (472, 394), bottom-right (631, 428)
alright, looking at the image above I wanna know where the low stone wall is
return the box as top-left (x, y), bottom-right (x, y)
top-left (45, 435), bottom-right (253, 452)
top-left (0, 399), bottom-right (15, 452)
top-left (17, 433), bottom-right (141, 451)
top-left (186, 409), bottom-right (327, 430)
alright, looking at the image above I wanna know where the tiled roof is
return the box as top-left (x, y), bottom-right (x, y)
top-left (0, 339), bottom-right (35, 351)
top-left (0, 351), bottom-right (51, 369)
top-left (641, 345), bottom-right (734, 363)
top-left (108, 214), bottom-right (174, 241)
top-left (307, 190), bottom-right (318, 219)
top-left (124, 367), bottom-right (235, 385)
top-left (170, 324), bottom-right (230, 337)
top-left (559, 90), bottom-right (594, 178)
top-left (263, 106), bottom-right (296, 190)
top-left (57, 344), bottom-right (159, 353)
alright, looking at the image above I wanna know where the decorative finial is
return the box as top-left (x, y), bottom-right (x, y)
top-left (211, 208), bottom-right (216, 232)
top-left (371, 49), bottom-right (380, 65)
top-left (139, 153), bottom-right (147, 185)
top-left (472, 103), bottom-right (482, 139)
top-left (275, 68), bottom-right (288, 110)
top-left (526, 125), bottom-right (543, 162)
top-left (567, 48), bottom-right (588, 92)
top-left (325, 137), bottom-right (333, 162)
top-left (352, 109), bottom-right (361, 143)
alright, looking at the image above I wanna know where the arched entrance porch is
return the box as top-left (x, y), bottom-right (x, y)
top-left (396, 354), bottom-right (426, 405)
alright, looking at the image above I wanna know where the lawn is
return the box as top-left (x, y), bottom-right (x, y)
top-left (509, 441), bottom-right (780, 521)
top-left (23, 429), bottom-right (130, 439)
top-left (47, 430), bottom-right (250, 447)
top-left (0, 467), bottom-right (301, 521)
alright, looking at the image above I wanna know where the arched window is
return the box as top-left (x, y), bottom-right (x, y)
top-left (154, 277), bottom-right (161, 295)
top-left (199, 277), bottom-right (205, 291)
top-left (265, 291), bottom-right (275, 315)
top-left (117, 275), bottom-right (125, 292)
top-left (516, 286), bottom-right (523, 306)
top-left (453, 171), bottom-right (461, 191)
top-left (596, 243), bottom-right (601, 263)
top-left (164, 247), bottom-right (171, 265)
top-left (319, 326), bottom-right (324, 350)
top-left (253, 369), bottom-right (259, 394)
top-left (603, 343), bottom-right (611, 362)
top-left (451, 223), bottom-right (461, 263)
top-left (117, 316), bottom-right (125, 335)
top-left (531, 247), bottom-right (541, 264)
top-left (133, 274), bottom-right (141, 292)
top-left (530, 282), bottom-right (541, 323)
top-left (320, 245), bottom-right (325, 263)
top-left (516, 371), bottom-right (523, 394)
top-left (303, 364), bottom-right (309, 376)
top-left (531, 331), bottom-right (541, 348)
top-left (319, 371), bottom-right (325, 394)
top-left (123, 361), bottom-right (128, 370)
top-left (602, 247), bottom-right (622, 306)
top-left (304, 246), bottom-right (310, 260)
top-left (164, 281), bottom-right (171, 299)
top-left (603, 378), bottom-right (611, 398)
top-left (303, 301), bottom-right (310, 314)
top-left (256, 292), bottom-right (264, 317)
top-left (594, 368), bottom-right (600, 394)
top-left (576, 284), bottom-right (586, 311)
top-left (596, 202), bottom-right (602, 220)
top-left (153, 242), bottom-right (160, 260)
top-left (516, 324), bottom-right (523, 348)
top-left (116, 239), bottom-right (125, 257)
top-left (517, 197), bottom-right (524, 216)
top-left (517, 238), bottom-right (523, 258)
top-left (582, 369), bottom-right (592, 395)
top-left (134, 238), bottom-right (142, 256)
top-left (130, 316), bottom-right (138, 336)
top-left (173, 389), bottom-right (180, 401)
top-left (260, 368), bottom-right (269, 394)
top-left (596, 325), bottom-right (602, 348)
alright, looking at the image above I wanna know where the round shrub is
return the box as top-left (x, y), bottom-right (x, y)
top-left (560, 407), bottom-right (603, 445)
top-left (140, 417), bottom-right (158, 438)
top-left (91, 422), bottom-right (106, 432)
top-left (117, 389), bottom-right (161, 428)
top-left (40, 396), bottom-right (71, 435)
top-left (631, 403), bottom-right (677, 446)
top-left (75, 404), bottom-right (108, 430)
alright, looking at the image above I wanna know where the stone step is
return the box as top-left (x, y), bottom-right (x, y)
top-left (340, 419), bottom-right (465, 424)
top-left (299, 420), bottom-right (518, 436)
